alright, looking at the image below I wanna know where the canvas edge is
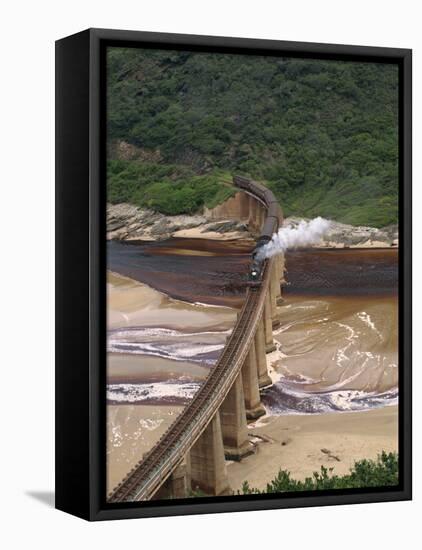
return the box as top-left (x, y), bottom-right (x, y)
top-left (55, 28), bottom-right (412, 522)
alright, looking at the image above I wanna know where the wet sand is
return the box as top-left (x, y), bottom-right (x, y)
top-left (173, 227), bottom-right (251, 240)
top-left (107, 404), bottom-right (183, 494)
top-left (228, 406), bottom-right (398, 492)
top-left (108, 270), bottom-right (237, 330)
top-left (108, 353), bottom-right (209, 385)
top-left (107, 271), bottom-right (236, 492)
top-left (232, 291), bottom-right (399, 489)
top-left (265, 294), bottom-right (398, 412)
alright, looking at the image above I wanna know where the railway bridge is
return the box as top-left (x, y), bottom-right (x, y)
top-left (109, 175), bottom-right (285, 501)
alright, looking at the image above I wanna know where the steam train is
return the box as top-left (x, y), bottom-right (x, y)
top-left (232, 176), bottom-right (283, 288)
top-left (248, 238), bottom-right (270, 287)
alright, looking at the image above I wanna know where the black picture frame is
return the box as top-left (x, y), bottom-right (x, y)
top-left (55, 28), bottom-right (412, 521)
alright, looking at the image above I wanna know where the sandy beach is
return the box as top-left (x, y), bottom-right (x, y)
top-left (228, 281), bottom-right (399, 492)
top-left (172, 226), bottom-right (250, 240)
top-left (107, 353), bottom-right (209, 385)
top-left (107, 270), bottom-right (237, 493)
top-left (271, 294), bottom-right (398, 398)
top-left (107, 270), bottom-right (237, 330)
top-left (228, 405), bottom-right (398, 492)
top-left (107, 404), bottom-right (184, 493)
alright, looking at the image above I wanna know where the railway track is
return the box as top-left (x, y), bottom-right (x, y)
top-left (108, 177), bottom-right (281, 503)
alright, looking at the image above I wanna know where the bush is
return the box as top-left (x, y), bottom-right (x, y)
top-left (107, 159), bottom-right (235, 215)
top-left (107, 49), bottom-right (399, 226)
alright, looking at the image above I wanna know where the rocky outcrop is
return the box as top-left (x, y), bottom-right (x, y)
top-left (284, 217), bottom-right (399, 248)
top-left (107, 203), bottom-right (250, 241)
top-left (107, 203), bottom-right (398, 248)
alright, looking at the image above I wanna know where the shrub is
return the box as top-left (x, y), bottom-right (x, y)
top-left (107, 49), bottom-right (399, 226)
top-left (107, 159), bottom-right (235, 215)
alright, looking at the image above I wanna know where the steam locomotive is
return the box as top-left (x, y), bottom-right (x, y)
top-left (248, 214), bottom-right (279, 286)
top-left (248, 201), bottom-right (280, 286)
top-left (248, 240), bottom-right (269, 286)
top-left (233, 175), bottom-right (283, 288)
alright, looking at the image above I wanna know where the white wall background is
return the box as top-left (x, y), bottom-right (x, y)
top-left (1, 0), bottom-right (419, 548)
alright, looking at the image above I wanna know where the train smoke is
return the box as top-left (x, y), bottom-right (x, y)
top-left (258, 217), bottom-right (331, 259)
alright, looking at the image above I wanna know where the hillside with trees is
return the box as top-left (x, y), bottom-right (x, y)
top-left (107, 47), bottom-right (399, 227)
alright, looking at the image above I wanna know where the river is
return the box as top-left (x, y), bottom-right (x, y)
top-left (106, 238), bottom-right (398, 490)
top-left (107, 240), bottom-right (398, 410)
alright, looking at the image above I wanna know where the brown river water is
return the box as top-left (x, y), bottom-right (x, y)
top-left (107, 239), bottom-right (398, 411)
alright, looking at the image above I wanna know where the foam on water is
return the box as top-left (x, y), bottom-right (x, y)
top-left (108, 326), bottom-right (230, 365)
top-left (262, 381), bottom-right (398, 415)
top-left (107, 381), bottom-right (200, 404)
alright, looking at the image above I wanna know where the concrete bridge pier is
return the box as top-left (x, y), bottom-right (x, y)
top-left (247, 195), bottom-right (256, 232)
top-left (152, 455), bottom-right (191, 500)
top-left (280, 254), bottom-right (286, 299)
top-left (255, 317), bottom-right (272, 388)
top-left (255, 206), bottom-right (262, 230)
top-left (239, 191), bottom-right (250, 221)
top-left (254, 203), bottom-right (264, 231)
top-left (253, 203), bottom-right (259, 230)
top-left (241, 341), bottom-right (266, 420)
top-left (258, 205), bottom-right (266, 230)
top-left (264, 291), bottom-right (276, 353)
top-left (275, 254), bottom-right (285, 305)
top-left (190, 412), bottom-right (231, 496)
top-left (220, 374), bottom-right (254, 460)
top-left (270, 260), bottom-right (281, 329)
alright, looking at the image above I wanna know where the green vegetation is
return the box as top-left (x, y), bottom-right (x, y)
top-left (107, 48), bottom-right (399, 226)
top-left (107, 159), bottom-right (234, 215)
top-left (239, 452), bottom-right (399, 494)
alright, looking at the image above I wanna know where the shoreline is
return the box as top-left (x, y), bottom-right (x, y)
top-left (109, 235), bottom-right (398, 250)
top-left (107, 202), bottom-right (398, 249)
top-left (107, 270), bottom-right (238, 330)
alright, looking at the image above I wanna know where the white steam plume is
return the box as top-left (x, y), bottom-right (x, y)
top-left (257, 217), bottom-right (331, 260)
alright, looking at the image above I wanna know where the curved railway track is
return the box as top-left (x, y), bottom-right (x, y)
top-left (108, 177), bottom-right (281, 503)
